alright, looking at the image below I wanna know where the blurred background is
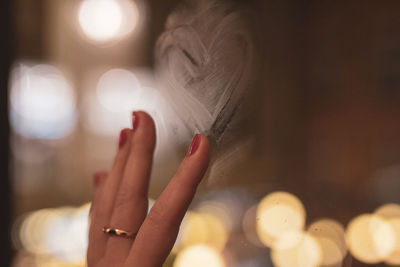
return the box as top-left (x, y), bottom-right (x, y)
top-left (3, 0), bottom-right (400, 266)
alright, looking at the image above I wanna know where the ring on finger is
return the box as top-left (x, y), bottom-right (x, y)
top-left (102, 226), bottom-right (137, 239)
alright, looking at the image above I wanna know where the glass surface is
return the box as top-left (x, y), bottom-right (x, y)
top-left (10, 1), bottom-right (400, 266)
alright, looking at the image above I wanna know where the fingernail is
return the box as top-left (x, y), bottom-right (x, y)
top-left (187, 134), bottom-right (201, 156)
top-left (132, 111), bottom-right (139, 130)
top-left (93, 171), bottom-right (106, 187)
top-left (119, 129), bottom-right (129, 148)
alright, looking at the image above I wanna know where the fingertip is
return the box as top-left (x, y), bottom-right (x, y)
top-left (187, 134), bottom-right (211, 160)
top-left (119, 128), bottom-right (132, 149)
top-left (187, 134), bottom-right (201, 156)
top-left (133, 111), bottom-right (156, 132)
top-left (199, 134), bottom-right (211, 170)
top-left (200, 134), bottom-right (211, 155)
top-left (131, 110), bottom-right (156, 150)
top-left (176, 134), bottom-right (211, 185)
top-left (198, 134), bottom-right (211, 166)
top-left (93, 171), bottom-right (108, 188)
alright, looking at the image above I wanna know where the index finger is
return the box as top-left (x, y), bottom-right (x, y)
top-left (126, 134), bottom-right (210, 267)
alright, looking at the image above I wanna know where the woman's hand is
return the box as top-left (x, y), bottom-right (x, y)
top-left (87, 111), bottom-right (210, 267)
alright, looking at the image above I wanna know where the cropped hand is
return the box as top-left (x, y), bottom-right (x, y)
top-left (87, 111), bottom-right (210, 267)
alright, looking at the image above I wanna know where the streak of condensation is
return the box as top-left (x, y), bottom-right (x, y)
top-left (271, 230), bottom-right (322, 267)
top-left (374, 203), bottom-right (400, 265)
top-left (155, 0), bottom-right (255, 146)
top-left (307, 219), bottom-right (347, 266)
top-left (345, 213), bottom-right (396, 264)
top-left (256, 191), bottom-right (306, 248)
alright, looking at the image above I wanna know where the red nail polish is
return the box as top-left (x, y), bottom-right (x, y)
top-left (119, 129), bottom-right (129, 148)
top-left (93, 171), bottom-right (106, 187)
top-left (132, 111), bottom-right (139, 130)
top-left (187, 134), bottom-right (201, 156)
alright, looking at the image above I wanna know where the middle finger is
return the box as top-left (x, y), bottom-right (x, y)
top-left (105, 111), bottom-right (156, 261)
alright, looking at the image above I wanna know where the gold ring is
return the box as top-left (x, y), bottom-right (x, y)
top-left (102, 227), bottom-right (137, 239)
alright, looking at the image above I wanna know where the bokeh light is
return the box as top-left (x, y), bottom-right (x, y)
top-left (12, 252), bottom-right (83, 267)
top-left (44, 204), bottom-right (90, 263)
top-left (13, 199), bottom-right (161, 265)
top-left (307, 219), bottom-right (347, 266)
top-left (97, 68), bottom-right (142, 112)
top-left (78, 0), bottom-right (139, 42)
top-left (177, 211), bottom-right (229, 251)
top-left (384, 218), bottom-right (400, 265)
top-left (374, 203), bottom-right (400, 265)
top-left (173, 244), bottom-right (225, 267)
top-left (345, 214), bottom-right (396, 264)
top-left (242, 205), bottom-right (264, 247)
top-left (84, 68), bottom-right (160, 136)
top-left (271, 230), bottom-right (322, 267)
top-left (16, 203), bottom-right (90, 264)
top-left (196, 200), bottom-right (234, 232)
top-left (18, 208), bottom-right (63, 255)
top-left (374, 203), bottom-right (400, 219)
top-left (256, 192), bottom-right (306, 247)
top-left (9, 63), bottom-right (77, 139)
top-left (33, 257), bottom-right (83, 267)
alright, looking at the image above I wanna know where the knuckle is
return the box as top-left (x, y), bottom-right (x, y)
top-left (146, 203), bottom-right (167, 226)
top-left (113, 186), bottom-right (148, 214)
top-left (113, 193), bottom-right (129, 210)
top-left (114, 188), bottom-right (139, 210)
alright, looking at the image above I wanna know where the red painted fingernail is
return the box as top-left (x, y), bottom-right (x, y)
top-left (187, 134), bottom-right (201, 156)
top-left (93, 171), bottom-right (106, 187)
top-left (132, 111), bottom-right (139, 130)
top-left (119, 129), bottom-right (130, 148)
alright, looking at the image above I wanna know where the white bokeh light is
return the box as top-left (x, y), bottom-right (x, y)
top-left (256, 192), bottom-right (306, 248)
top-left (271, 230), bottom-right (322, 267)
top-left (78, 0), bottom-right (139, 42)
top-left (176, 211), bottom-right (229, 251)
top-left (346, 214), bottom-right (396, 264)
top-left (10, 63), bottom-right (77, 139)
top-left (17, 204), bottom-right (90, 264)
top-left (374, 204), bottom-right (400, 265)
top-left (307, 219), bottom-right (347, 266)
top-left (174, 244), bottom-right (225, 267)
top-left (97, 69), bottom-right (142, 112)
top-left (84, 68), bottom-right (161, 136)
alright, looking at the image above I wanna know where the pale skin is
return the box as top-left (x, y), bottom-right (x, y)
top-left (87, 111), bottom-right (211, 267)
